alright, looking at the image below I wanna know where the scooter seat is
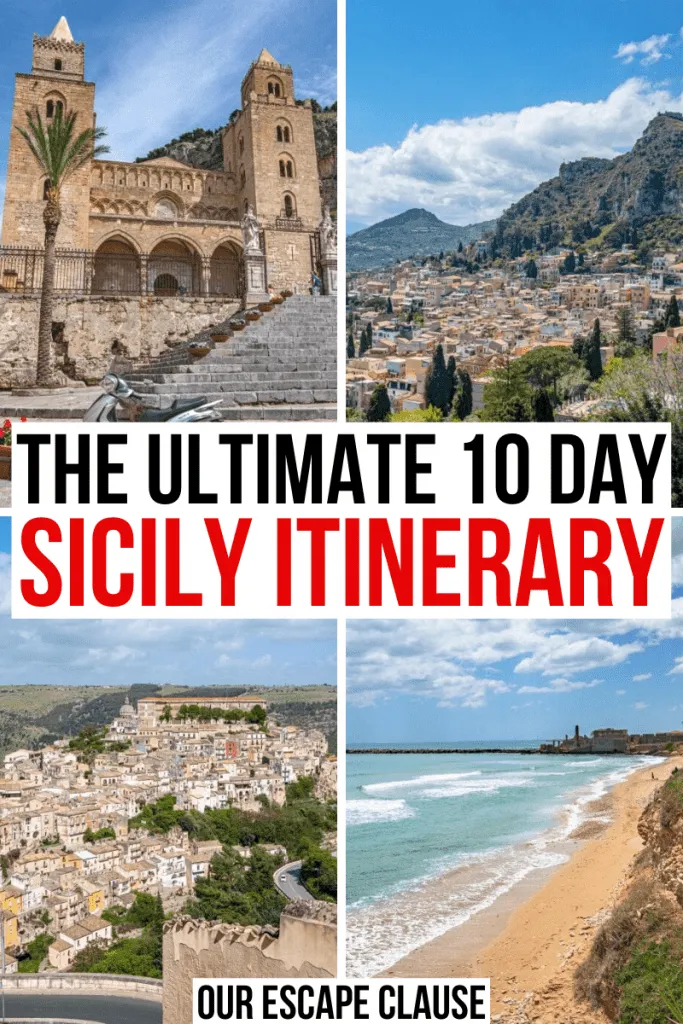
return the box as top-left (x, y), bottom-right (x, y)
top-left (139, 397), bottom-right (209, 422)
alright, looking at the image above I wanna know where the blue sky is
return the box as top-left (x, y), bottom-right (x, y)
top-left (347, 520), bottom-right (683, 744)
top-left (0, 0), bottom-right (336, 224)
top-left (0, 520), bottom-right (336, 688)
top-left (347, 0), bottom-right (683, 230)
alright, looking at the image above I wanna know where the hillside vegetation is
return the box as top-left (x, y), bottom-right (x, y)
top-left (347, 207), bottom-right (496, 271)
top-left (0, 684), bottom-right (337, 758)
top-left (575, 767), bottom-right (683, 1022)
top-left (494, 112), bottom-right (683, 257)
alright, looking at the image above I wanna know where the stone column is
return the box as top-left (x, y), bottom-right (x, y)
top-left (201, 257), bottom-right (211, 296)
top-left (139, 255), bottom-right (149, 296)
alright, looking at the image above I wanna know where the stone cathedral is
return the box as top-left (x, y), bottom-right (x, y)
top-left (1, 17), bottom-right (331, 299)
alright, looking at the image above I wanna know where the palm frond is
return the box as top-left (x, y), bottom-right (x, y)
top-left (14, 105), bottom-right (109, 188)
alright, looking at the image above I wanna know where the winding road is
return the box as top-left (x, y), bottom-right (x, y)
top-left (0, 991), bottom-right (161, 1023)
top-left (273, 860), bottom-right (313, 901)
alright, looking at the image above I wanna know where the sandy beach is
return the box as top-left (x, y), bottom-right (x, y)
top-left (384, 756), bottom-right (683, 1022)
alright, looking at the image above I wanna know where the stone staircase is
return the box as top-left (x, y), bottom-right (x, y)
top-left (125, 294), bottom-right (337, 421)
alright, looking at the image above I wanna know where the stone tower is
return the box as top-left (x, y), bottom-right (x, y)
top-left (223, 49), bottom-right (322, 290)
top-left (1, 16), bottom-right (95, 249)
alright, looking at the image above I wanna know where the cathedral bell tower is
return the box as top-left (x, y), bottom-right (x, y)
top-left (1, 16), bottom-right (95, 249)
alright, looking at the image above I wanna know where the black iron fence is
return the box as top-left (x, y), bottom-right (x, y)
top-left (0, 247), bottom-right (242, 298)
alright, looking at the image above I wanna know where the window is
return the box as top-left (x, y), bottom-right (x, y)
top-left (239, 136), bottom-right (244, 155)
top-left (276, 126), bottom-right (291, 143)
top-left (54, 59), bottom-right (62, 71)
top-left (279, 160), bottom-right (286, 178)
top-left (283, 127), bottom-right (290, 143)
top-left (268, 81), bottom-right (281, 97)
top-left (284, 194), bottom-right (294, 218)
top-left (46, 100), bottom-right (54, 118)
top-left (276, 126), bottom-right (282, 143)
top-left (286, 160), bottom-right (293, 178)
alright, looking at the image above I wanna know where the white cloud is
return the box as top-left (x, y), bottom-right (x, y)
top-left (634, 701), bottom-right (649, 710)
top-left (514, 636), bottom-right (641, 677)
top-left (616, 689), bottom-right (626, 695)
top-left (347, 77), bottom-right (683, 226)
top-left (615, 33), bottom-right (671, 65)
top-left (633, 672), bottom-right (652, 681)
top-left (347, 620), bottom-right (645, 710)
top-left (94, 0), bottom-right (335, 161)
top-left (517, 677), bottom-right (602, 694)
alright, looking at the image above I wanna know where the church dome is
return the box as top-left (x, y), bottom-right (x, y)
top-left (119, 697), bottom-right (135, 717)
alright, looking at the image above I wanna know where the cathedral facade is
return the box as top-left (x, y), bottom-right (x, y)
top-left (1, 18), bottom-right (328, 298)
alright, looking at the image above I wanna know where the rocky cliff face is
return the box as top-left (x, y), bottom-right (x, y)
top-left (495, 112), bottom-right (683, 253)
top-left (575, 766), bottom-right (683, 1021)
top-left (637, 767), bottom-right (683, 896)
top-left (136, 108), bottom-right (337, 212)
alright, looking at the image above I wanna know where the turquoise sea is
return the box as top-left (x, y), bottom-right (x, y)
top-left (346, 748), bottom-right (660, 976)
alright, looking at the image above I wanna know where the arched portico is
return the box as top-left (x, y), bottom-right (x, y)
top-left (148, 239), bottom-right (201, 296)
top-left (92, 237), bottom-right (141, 294)
top-left (209, 242), bottom-right (242, 298)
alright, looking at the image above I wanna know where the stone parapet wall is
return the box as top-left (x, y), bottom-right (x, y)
top-left (1, 972), bottom-right (162, 1001)
top-left (0, 293), bottom-right (240, 387)
top-left (163, 905), bottom-right (336, 1024)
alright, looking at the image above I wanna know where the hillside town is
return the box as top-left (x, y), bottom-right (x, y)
top-left (0, 694), bottom-right (336, 973)
top-left (346, 244), bottom-right (683, 420)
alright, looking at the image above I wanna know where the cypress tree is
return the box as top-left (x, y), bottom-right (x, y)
top-left (532, 388), bottom-right (554, 422)
top-left (455, 370), bottom-right (473, 420)
top-left (665, 294), bottom-right (680, 329)
top-left (586, 318), bottom-right (603, 380)
top-left (425, 344), bottom-right (451, 415)
top-left (366, 323), bottom-right (373, 349)
top-left (359, 327), bottom-right (370, 356)
top-left (346, 333), bottom-right (355, 359)
top-left (386, 297), bottom-right (393, 314)
top-left (446, 355), bottom-right (457, 405)
top-left (525, 259), bottom-right (538, 279)
top-left (366, 383), bottom-right (391, 422)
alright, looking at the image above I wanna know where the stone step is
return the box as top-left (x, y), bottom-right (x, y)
top-left (219, 404), bottom-right (336, 421)
top-left (142, 388), bottom-right (336, 408)
top-left (135, 378), bottom-right (335, 395)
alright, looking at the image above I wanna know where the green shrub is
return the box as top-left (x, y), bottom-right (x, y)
top-left (617, 941), bottom-right (683, 1024)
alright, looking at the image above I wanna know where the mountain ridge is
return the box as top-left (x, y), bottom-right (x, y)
top-left (493, 111), bottom-right (683, 254)
top-left (347, 208), bottom-right (496, 271)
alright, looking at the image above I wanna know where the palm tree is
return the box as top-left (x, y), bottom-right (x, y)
top-left (14, 106), bottom-right (109, 386)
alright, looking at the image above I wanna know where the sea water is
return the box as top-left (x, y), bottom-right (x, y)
top-left (346, 748), bottom-right (660, 977)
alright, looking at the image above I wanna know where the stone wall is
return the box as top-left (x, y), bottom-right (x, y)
top-left (0, 293), bottom-right (240, 386)
top-left (1, 972), bottom-right (162, 1000)
top-left (163, 902), bottom-right (337, 1024)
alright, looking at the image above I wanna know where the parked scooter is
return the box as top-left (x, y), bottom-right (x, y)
top-left (83, 373), bottom-right (223, 422)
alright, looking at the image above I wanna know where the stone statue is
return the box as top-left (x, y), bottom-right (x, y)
top-left (241, 204), bottom-right (261, 252)
top-left (319, 206), bottom-right (337, 256)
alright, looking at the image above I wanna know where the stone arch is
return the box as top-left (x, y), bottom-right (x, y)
top-left (282, 191), bottom-right (297, 219)
top-left (267, 77), bottom-right (283, 98)
top-left (276, 120), bottom-right (293, 144)
top-left (210, 240), bottom-right (242, 297)
top-left (151, 191), bottom-right (184, 220)
top-left (93, 236), bottom-right (141, 294)
top-left (44, 89), bottom-right (66, 120)
top-left (149, 238), bottom-right (202, 296)
top-left (278, 153), bottom-right (295, 179)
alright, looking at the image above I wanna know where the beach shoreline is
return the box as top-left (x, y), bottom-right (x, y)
top-left (381, 756), bottom-right (682, 1020)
